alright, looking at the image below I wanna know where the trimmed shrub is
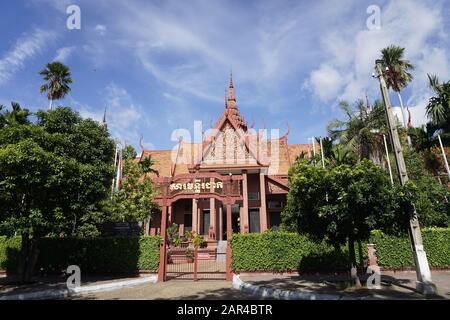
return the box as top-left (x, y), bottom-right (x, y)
top-left (231, 228), bottom-right (450, 272)
top-left (231, 232), bottom-right (350, 272)
top-left (0, 236), bottom-right (21, 272)
top-left (0, 236), bottom-right (160, 274)
top-left (370, 228), bottom-right (450, 269)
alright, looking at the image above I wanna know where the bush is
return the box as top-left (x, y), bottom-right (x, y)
top-left (370, 228), bottom-right (450, 268)
top-left (231, 228), bottom-right (450, 272)
top-left (231, 231), bottom-right (350, 272)
top-left (0, 236), bottom-right (160, 274)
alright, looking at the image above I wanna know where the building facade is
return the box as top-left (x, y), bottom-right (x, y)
top-left (141, 76), bottom-right (311, 240)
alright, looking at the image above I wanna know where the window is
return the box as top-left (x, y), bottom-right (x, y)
top-left (248, 192), bottom-right (259, 200)
top-left (268, 200), bottom-right (283, 209)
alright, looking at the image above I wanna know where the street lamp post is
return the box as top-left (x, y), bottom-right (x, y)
top-left (375, 60), bottom-right (437, 295)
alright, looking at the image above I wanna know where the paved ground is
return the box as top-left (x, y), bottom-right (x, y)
top-left (1, 270), bottom-right (449, 300)
top-left (240, 270), bottom-right (450, 300)
top-left (70, 280), bottom-right (260, 300)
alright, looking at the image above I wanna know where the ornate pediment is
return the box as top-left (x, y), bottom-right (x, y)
top-left (203, 121), bottom-right (257, 165)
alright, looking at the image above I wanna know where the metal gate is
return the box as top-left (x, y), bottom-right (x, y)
top-left (166, 244), bottom-right (227, 280)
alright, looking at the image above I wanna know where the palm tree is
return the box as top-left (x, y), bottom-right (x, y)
top-left (140, 155), bottom-right (159, 178)
top-left (426, 74), bottom-right (450, 132)
top-left (0, 101), bottom-right (30, 128)
top-left (327, 100), bottom-right (386, 163)
top-left (39, 62), bottom-right (73, 110)
top-left (379, 45), bottom-right (414, 128)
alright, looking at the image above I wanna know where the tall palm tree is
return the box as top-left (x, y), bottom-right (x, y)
top-left (379, 45), bottom-right (414, 128)
top-left (426, 74), bottom-right (450, 132)
top-left (39, 61), bottom-right (73, 110)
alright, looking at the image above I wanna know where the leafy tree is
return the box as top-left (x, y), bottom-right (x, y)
top-left (122, 144), bottom-right (138, 160)
top-left (378, 45), bottom-right (414, 127)
top-left (39, 62), bottom-right (73, 110)
top-left (106, 155), bottom-right (157, 224)
top-left (282, 159), bottom-right (399, 285)
top-left (0, 107), bottom-right (115, 281)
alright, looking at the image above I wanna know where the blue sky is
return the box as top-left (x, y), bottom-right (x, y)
top-left (1, 0), bottom-right (449, 151)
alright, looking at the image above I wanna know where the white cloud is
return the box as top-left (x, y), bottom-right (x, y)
top-left (304, 0), bottom-right (448, 127)
top-left (94, 24), bottom-right (107, 36)
top-left (0, 29), bottom-right (55, 85)
top-left (78, 82), bottom-right (154, 146)
top-left (303, 64), bottom-right (343, 102)
top-left (53, 46), bottom-right (75, 62)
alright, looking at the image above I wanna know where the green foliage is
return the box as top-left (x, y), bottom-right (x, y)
top-left (230, 229), bottom-right (450, 272)
top-left (398, 150), bottom-right (450, 228)
top-left (39, 61), bottom-right (73, 105)
top-left (327, 100), bottom-right (387, 164)
top-left (105, 156), bottom-right (157, 223)
top-left (0, 102), bottom-right (30, 128)
top-left (379, 45), bottom-right (414, 93)
top-left (0, 236), bottom-right (160, 273)
top-left (231, 231), bottom-right (350, 272)
top-left (0, 107), bottom-right (115, 237)
top-left (0, 236), bottom-right (21, 271)
top-left (283, 159), bottom-right (398, 245)
top-left (122, 144), bottom-right (137, 160)
top-left (370, 228), bottom-right (450, 268)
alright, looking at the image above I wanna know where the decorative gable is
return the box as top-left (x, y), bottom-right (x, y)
top-left (203, 121), bottom-right (256, 165)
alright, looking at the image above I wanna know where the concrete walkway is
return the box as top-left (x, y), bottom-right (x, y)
top-left (237, 270), bottom-right (450, 300)
top-left (1, 270), bottom-right (448, 300)
top-left (0, 274), bottom-right (157, 300)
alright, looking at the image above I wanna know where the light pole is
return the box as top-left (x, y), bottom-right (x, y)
top-left (375, 60), bottom-right (436, 295)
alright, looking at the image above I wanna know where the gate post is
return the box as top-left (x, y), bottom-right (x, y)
top-left (226, 203), bottom-right (232, 281)
top-left (158, 205), bottom-right (168, 282)
top-left (194, 247), bottom-right (198, 281)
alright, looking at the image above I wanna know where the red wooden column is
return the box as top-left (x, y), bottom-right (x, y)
top-left (226, 202), bottom-right (232, 281)
top-left (158, 205), bottom-right (168, 282)
top-left (259, 171), bottom-right (268, 232)
top-left (241, 170), bottom-right (249, 233)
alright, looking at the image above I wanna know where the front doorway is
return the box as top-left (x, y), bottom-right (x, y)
top-left (221, 204), bottom-right (239, 240)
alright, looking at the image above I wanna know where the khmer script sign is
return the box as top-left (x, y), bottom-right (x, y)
top-left (169, 179), bottom-right (223, 193)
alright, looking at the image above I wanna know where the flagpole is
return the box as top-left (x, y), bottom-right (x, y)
top-left (438, 134), bottom-right (450, 181)
top-left (319, 137), bottom-right (325, 169)
top-left (111, 142), bottom-right (118, 199)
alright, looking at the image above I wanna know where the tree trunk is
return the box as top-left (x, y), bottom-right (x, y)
top-left (348, 237), bottom-right (362, 288)
top-left (357, 240), bottom-right (365, 274)
top-left (18, 233), bottom-right (40, 283)
top-left (49, 99), bottom-right (53, 111)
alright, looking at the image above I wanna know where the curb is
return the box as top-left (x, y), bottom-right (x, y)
top-left (0, 275), bottom-right (157, 300)
top-left (232, 274), bottom-right (363, 300)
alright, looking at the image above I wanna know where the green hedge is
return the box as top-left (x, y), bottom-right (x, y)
top-left (231, 228), bottom-right (450, 272)
top-left (0, 236), bottom-right (161, 274)
top-left (370, 228), bottom-right (450, 269)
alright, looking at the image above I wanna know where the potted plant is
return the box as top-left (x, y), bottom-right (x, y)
top-left (192, 234), bottom-right (206, 248)
top-left (185, 247), bottom-right (194, 263)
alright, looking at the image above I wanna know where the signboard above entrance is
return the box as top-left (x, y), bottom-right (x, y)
top-left (169, 179), bottom-right (223, 193)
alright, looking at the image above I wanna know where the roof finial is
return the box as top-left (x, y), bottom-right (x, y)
top-left (102, 106), bottom-right (107, 129)
top-left (227, 71), bottom-right (236, 108)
